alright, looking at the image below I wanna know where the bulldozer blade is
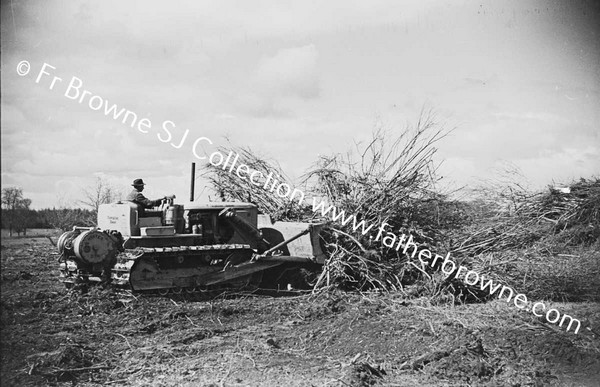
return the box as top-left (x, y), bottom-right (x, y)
top-left (259, 222), bottom-right (327, 264)
top-left (201, 261), bottom-right (283, 286)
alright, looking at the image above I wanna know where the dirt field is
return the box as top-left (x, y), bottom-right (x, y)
top-left (1, 236), bottom-right (599, 386)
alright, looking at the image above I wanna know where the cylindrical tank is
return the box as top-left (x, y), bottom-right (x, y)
top-left (163, 205), bottom-right (185, 234)
top-left (57, 230), bottom-right (78, 256)
top-left (72, 230), bottom-right (117, 264)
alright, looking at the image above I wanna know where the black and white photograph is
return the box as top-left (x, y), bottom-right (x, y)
top-left (1, 0), bottom-right (599, 385)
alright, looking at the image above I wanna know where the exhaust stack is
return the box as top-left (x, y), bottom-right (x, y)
top-left (190, 162), bottom-right (195, 202)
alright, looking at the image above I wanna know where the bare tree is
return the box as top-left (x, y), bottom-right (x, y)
top-left (1, 187), bottom-right (33, 236)
top-left (45, 207), bottom-right (95, 230)
top-left (79, 177), bottom-right (120, 215)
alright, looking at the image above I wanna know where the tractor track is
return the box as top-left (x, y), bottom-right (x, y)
top-left (61, 243), bottom-right (307, 295)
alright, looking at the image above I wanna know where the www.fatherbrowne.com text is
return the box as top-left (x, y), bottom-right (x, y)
top-left (205, 147), bottom-right (582, 335)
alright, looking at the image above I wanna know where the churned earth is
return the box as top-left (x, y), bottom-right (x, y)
top-left (1, 236), bottom-right (599, 386)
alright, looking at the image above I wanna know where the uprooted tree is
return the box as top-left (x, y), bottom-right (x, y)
top-left (301, 112), bottom-right (454, 290)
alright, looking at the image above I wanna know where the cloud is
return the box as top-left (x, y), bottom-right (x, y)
top-left (492, 111), bottom-right (573, 125)
top-left (518, 146), bottom-right (600, 187)
top-left (232, 93), bottom-right (293, 118)
top-left (255, 44), bottom-right (320, 100)
top-left (231, 44), bottom-right (320, 117)
top-left (2, 0), bottom-right (599, 209)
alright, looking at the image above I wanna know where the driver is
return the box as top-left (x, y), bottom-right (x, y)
top-left (126, 178), bottom-right (164, 209)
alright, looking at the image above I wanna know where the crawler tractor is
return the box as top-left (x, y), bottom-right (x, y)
top-left (58, 167), bottom-right (327, 293)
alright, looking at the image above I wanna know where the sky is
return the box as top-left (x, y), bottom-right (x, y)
top-left (1, 0), bottom-right (599, 209)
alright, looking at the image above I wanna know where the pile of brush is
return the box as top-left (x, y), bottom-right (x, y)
top-left (536, 178), bottom-right (600, 246)
top-left (451, 177), bottom-right (600, 257)
top-left (303, 115), bottom-right (453, 290)
top-left (202, 117), bottom-right (598, 297)
top-left (448, 177), bottom-right (600, 303)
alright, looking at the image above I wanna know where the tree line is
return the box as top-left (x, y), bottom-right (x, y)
top-left (1, 178), bottom-right (121, 236)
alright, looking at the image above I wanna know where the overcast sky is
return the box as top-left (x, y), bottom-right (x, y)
top-left (2, 0), bottom-right (599, 209)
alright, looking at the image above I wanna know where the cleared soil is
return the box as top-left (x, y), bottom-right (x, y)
top-left (1, 236), bottom-right (599, 386)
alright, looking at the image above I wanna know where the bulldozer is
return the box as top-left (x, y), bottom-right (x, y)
top-left (57, 166), bottom-right (328, 294)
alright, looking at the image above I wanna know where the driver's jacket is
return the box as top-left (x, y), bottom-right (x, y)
top-left (126, 189), bottom-right (161, 209)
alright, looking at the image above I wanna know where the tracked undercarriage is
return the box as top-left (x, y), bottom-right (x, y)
top-left (59, 242), bottom-right (290, 291)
